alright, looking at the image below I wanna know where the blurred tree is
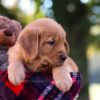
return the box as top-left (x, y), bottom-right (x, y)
top-left (52, 0), bottom-right (100, 100)
top-left (0, 0), bottom-right (45, 26)
top-left (0, 0), bottom-right (17, 19)
top-left (52, 0), bottom-right (90, 100)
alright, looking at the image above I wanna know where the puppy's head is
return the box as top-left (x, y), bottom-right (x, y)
top-left (17, 18), bottom-right (69, 70)
top-left (0, 16), bottom-right (22, 46)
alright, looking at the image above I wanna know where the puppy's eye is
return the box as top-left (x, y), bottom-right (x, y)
top-left (47, 39), bottom-right (55, 45)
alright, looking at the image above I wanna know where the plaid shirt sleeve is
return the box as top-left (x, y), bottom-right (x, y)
top-left (0, 70), bottom-right (83, 100)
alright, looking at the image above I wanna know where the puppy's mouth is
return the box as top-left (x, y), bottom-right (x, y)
top-left (51, 61), bottom-right (64, 67)
top-left (37, 62), bottom-right (63, 72)
top-left (42, 58), bottom-right (64, 68)
top-left (49, 56), bottom-right (67, 67)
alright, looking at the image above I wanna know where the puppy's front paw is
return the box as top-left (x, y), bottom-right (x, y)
top-left (52, 67), bottom-right (72, 92)
top-left (8, 62), bottom-right (25, 85)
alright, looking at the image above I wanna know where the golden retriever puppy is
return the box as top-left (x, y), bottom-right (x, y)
top-left (8, 18), bottom-right (78, 92)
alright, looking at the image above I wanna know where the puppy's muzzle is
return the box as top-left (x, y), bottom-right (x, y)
top-left (4, 29), bottom-right (13, 36)
top-left (59, 53), bottom-right (67, 63)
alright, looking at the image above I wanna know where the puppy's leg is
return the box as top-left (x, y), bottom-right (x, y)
top-left (8, 45), bottom-right (26, 85)
top-left (8, 61), bottom-right (25, 85)
top-left (52, 58), bottom-right (78, 92)
top-left (52, 62), bottom-right (72, 92)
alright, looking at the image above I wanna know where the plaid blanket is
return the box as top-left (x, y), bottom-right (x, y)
top-left (0, 70), bottom-right (82, 100)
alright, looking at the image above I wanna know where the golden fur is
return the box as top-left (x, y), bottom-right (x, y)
top-left (8, 18), bottom-right (78, 92)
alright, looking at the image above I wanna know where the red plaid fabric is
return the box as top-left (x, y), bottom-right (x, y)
top-left (0, 70), bottom-right (83, 100)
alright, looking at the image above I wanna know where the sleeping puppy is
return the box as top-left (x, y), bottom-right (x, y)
top-left (8, 18), bottom-right (78, 92)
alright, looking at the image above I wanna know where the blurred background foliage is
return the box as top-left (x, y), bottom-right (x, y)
top-left (0, 0), bottom-right (100, 100)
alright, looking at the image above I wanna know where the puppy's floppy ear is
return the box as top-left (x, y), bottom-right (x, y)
top-left (19, 30), bottom-right (38, 59)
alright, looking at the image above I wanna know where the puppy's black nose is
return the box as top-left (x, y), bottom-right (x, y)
top-left (59, 53), bottom-right (67, 62)
top-left (4, 30), bottom-right (13, 36)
